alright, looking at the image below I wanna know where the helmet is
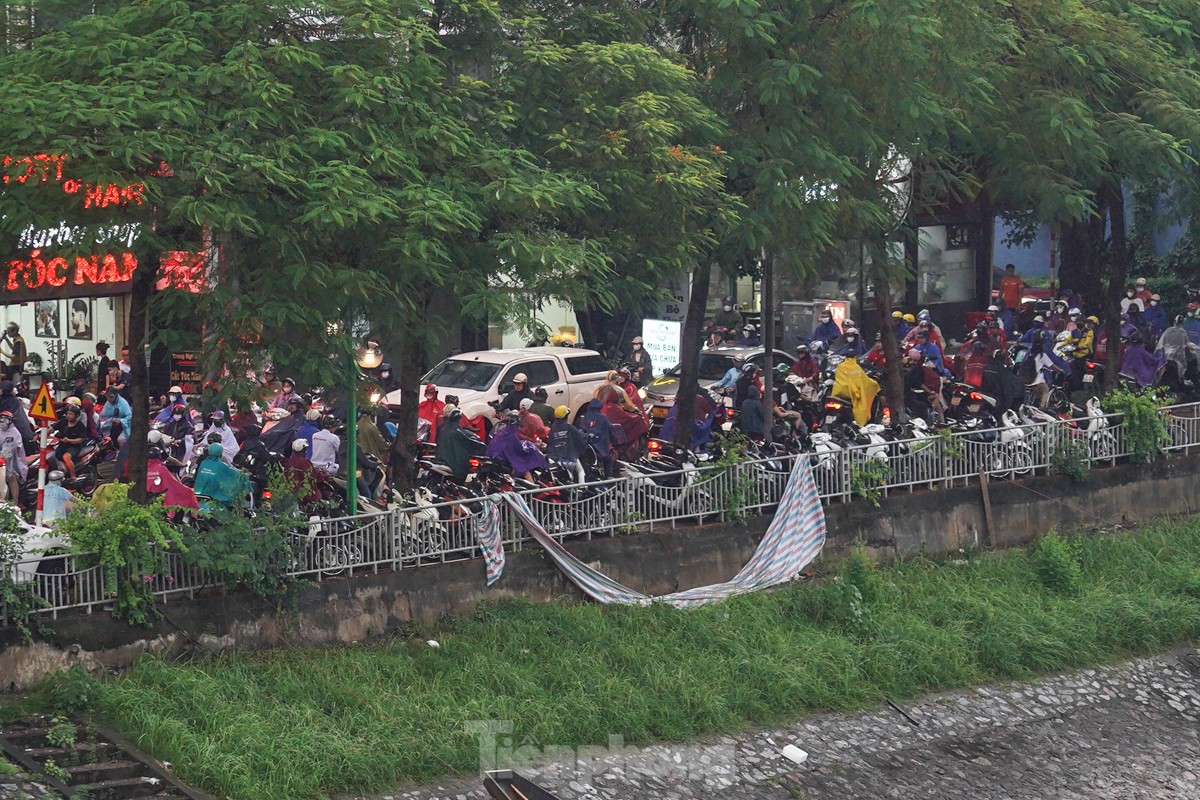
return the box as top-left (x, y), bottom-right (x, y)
top-left (519, 397), bottom-right (534, 410)
top-left (1136, 277), bottom-right (1147, 286)
top-left (147, 446), bottom-right (165, 461)
top-left (47, 470), bottom-right (64, 483)
top-left (512, 373), bottom-right (527, 384)
top-left (1151, 294), bottom-right (1161, 302)
top-left (918, 309), bottom-right (931, 320)
top-left (554, 405), bottom-right (570, 419)
top-left (444, 405), bottom-right (462, 421)
top-left (903, 313), bottom-right (915, 324)
top-left (1129, 331), bottom-right (1144, 345)
top-left (207, 431), bottom-right (223, 444)
top-left (1086, 315), bottom-right (1099, 325)
top-left (795, 344), bottom-right (809, 354)
top-left (986, 320), bottom-right (1000, 329)
top-left (892, 310), bottom-right (903, 319)
top-left (168, 385), bottom-right (183, 394)
top-left (281, 376), bottom-right (296, 388)
top-left (0, 410), bottom-right (11, 419)
top-left (379, 361), bottom-right (391, 371)
top-left (83, 392), bottom-right (96, 402)
top-left (631, 336), bottom-right (643, 344)
top-left (208, 443), bottom-right (223, 458)
top-left (65, 396), bottom-right (82, 407)
top-left (1033, 315), bottom-right (1045, 323)
top-left (286, 396), bottom-right (302, 408)
top-left (842, 319), bottom-right (856, 329)
top-left (148, 429), bottom-right (163, 444)
top-left (743, 324), bottom-right (756, 333)
top-left (424, 383), bottom-right (438, 394)
top-left (776, 362), bottom-right (789, 373)
top-left (305, 408), bottom-right (321, 421)
top-left (292, 439), bottom-right (307, 452)
top-left (987, 305), bottom-right (999, 313)
top-left (1069, 307), bottom-right (1081, 317)
top-left (743, 362), bottom-right (760, 374)
top-left (617, 365), bottom-right (632, 378)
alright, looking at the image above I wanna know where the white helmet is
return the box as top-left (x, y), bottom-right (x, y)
top-left (1068, 307), bottom-right (1081, 317)
top-left (292, 439), bottom-right (307, 452)
top-left (987, 305), bottom-right (999, 313)
top-left (148, 429), bottom-right (163, 443)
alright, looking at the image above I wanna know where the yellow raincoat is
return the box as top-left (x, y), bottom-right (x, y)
top-left (831, 357), bottom-right (881, 425)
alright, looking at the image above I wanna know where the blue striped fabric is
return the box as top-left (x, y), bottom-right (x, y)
top-left (477, 498), bottom-right (506, 586)
top-left (489, 457), bottom-right (827, 608)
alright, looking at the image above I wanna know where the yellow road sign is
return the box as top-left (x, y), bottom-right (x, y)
top-left (28, 383), bottom-right (56, 422)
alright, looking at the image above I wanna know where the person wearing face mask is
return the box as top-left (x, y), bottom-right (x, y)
top-left (1134, 277), bottom-right (1152, 306)
top-left (1143, 294), bottom-right (1167, 339)
top-left (162, 403), bottom-right (194, 463)
top-left (830, 326), bottom-right (865, 358)
top-left (98, 386), bottom-right (132, 439)
top-left (1119, 285), bottom-right (1143, 315)
top-left (714, 296), bottom-right (743, 330)
top-left (0, 411), bottom-right (27, 501)
top-left (375, 361), bottom-right (400, 393)
top-left (809, 310), bottom-right (841, 347)
top-left (734, 324), bottom-right (761, 348)
top-left (626, 336), bottom-right (653, 385)
top-left (206, 410), bottom-right (240, 462)
top-left (0, 380), bottom-right (34, 452)
top-left (51, 405), bottom-right (89, 479)
top-left (155, 386), bottom-right (188, 424)
top-left (270, 377), bottom-right (300, 410)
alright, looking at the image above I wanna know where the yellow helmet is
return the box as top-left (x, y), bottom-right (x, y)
top-left (1086, 315), bottom-right (1099, 325)
top-left (892, 310), bottom-right (903, 319)
top-left (903, 313), bottom-right (916, 324)
top-left (554, 405), bottom-right (570, 419)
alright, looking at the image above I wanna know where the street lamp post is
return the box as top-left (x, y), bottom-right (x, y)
top-left (346, 340), bottom-right (382, 514)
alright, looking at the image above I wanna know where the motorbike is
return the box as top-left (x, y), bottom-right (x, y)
top-left (619, 444), bottom-right (715, 523)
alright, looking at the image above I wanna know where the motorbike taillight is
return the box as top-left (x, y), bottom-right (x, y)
top-left (647, 440), bottom-right (662, 452)
top-left (969, 392), bottom-right (984, 402)
top-left (1086, 362), bottom-right (1097, 369)
top-left (468, 458), bottom-right (483, 471)
top-left (262, 490), bottom-right (272, 500)
top-left (824, 400), bottom-right (843, 410)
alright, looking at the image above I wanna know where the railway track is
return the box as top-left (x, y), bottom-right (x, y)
top-left (0, 715), bottom-right (211, 800)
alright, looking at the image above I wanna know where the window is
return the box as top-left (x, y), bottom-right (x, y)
top-left (500, 359), bottom-right (559, 392)
top-left (564, 354), bottom-right (609, 376)
top-left (422, 359), bottom-right (501, 392)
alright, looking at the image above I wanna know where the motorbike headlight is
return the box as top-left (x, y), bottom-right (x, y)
top-left (370, 391), bottom-right (382, 404)
top-left (638, 387), bottom-right (647, 400)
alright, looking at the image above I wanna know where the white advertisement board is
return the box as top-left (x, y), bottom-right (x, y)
top-left (641, 318), bottom-right (682, 376)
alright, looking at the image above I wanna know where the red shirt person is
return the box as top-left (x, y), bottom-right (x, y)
top-left (417, 383), bottom-right (445, 442)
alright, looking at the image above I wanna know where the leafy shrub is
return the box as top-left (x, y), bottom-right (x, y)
top-left (37, 665), bottom-right (102, 714)
top-left (1032, 530), bottom-right (1082, 595)
top-left (56, 484), bottom-right (185, 626)
top-left (1050, 434), bottom-right (1090, 481)
top-left (850, 458), bottom-right (894, 507)
top-left (1104, 388), bottom-right (1169, 463)
top-left (0, 505), bottom-right (47, 642)
top-left (843, 547), bottom-right (879, 605)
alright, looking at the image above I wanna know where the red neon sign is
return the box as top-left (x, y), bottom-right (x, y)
top-left (4, 153), bottom-right (143, 208)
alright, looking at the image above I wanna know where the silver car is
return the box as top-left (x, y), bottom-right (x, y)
top-left (642, 347), bottom-right (795, 421)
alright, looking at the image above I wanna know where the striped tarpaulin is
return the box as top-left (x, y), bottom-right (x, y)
top-left (477, 498), bottom-right (506, 586)
top-left (490, 456), bottom-right (826, 608)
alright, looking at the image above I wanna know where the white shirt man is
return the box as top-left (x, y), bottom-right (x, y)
top-left (310, 427), bottom-right (340, 474)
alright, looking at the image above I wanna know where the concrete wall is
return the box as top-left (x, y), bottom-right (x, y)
top-left (5, 457), bottom-right (1200, 689)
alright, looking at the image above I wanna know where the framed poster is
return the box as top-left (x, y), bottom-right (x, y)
top-left (34, 300), bottom-right (60, 338)
top-left (67, 297), bottom-right (93, 340)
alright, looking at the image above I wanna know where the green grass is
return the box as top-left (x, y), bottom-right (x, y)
top-left (86, 520), bottom-right (1200, 800)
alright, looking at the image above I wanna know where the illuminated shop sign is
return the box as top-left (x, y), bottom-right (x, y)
top-left (2, 153), bottom-right (203, 302)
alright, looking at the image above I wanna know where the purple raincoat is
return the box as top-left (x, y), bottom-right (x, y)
top-left (485, 421), bottom-right (547, 474)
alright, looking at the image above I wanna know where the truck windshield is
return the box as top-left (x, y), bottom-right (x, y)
top-left (665, 354), bottom-right (736, 381)
top-left (422, 360), bottom-right (502, 391)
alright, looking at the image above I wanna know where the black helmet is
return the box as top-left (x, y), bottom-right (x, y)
top-left (147, 445), bottom-right (165, 461)
top-left (379, 361), bottom-right (391, 371)
top-left (282, 376), bottom-right (297, 388)
top-left (207, 431), bottom-right (223, 444)
top-left (1129, 331), bottom-right (1144, 345)
top-left (743, 362), bottom-right (760, 374)
top-left (534, 386), bottom-right (548, 401)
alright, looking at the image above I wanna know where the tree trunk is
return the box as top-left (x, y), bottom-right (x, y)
top-left (875, 270), bottom-right (906, 425)
top-left (1102, 179), bottom-right (1128, 392)
top-left (672, 258), bottom-right (714, 450)
top-left (387, 311), bottom-right (429, 496)
top-left (126, 251), bottom-right (159, 503)
top-left (761, 252), bottom-right (775, 422)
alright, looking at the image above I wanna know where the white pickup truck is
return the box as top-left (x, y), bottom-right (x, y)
top-left (385, 347), bottom-right (612, 430)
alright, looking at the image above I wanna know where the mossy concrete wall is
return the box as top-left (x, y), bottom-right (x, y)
top-left (4, 457), bottom-right (1198, 689)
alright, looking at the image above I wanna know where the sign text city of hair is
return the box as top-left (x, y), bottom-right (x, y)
top-left (2, 153), bottom-right (203, 302)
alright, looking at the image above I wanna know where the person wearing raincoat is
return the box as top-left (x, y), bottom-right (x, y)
top-left (193, 443), bottom-right (252, 513)
top-left (831, 356), bottom-right (880, 426)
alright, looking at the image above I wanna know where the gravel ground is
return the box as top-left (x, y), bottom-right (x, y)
top-left (374, 646), bottom-right (1200, 800)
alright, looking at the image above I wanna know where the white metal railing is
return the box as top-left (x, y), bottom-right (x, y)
top-left (5, 402), bottom-right (1200, 626)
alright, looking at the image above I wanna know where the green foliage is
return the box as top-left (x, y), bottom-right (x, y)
top-left (36, 665), bottom-right (101, 715)
top-left (937, 425), bottom-right (965, 460)
top-left (1051, 435), bottom-right (1091, 481)
top-left (1105, 388), bottom-right (1170, 463)
top-left (711, 430), bottom-right (756, 519)
top-left (91, 516), bottom-right (1200, 800)
top-left (177, 464), bottom-right (309, 605)
top-left (66, 353), bottom-right (99, 385)
top-left (849, 459), bottom-right (894, 507)
top-left (1032, 531), bottom-right (1083, 595)
top-left (45, 715), bottom-right (77, 749)
top-left (0, 760), bottom-right (17, 777)
top-left (56, 484), bottom-right (184, 626)
top-left (0, 505), bottom-right (47, 643)
top-left (843, 548), bottom-right (880, 606)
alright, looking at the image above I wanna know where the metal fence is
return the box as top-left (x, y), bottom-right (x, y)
top-left (5, 402), bottom-right (1200, 625)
